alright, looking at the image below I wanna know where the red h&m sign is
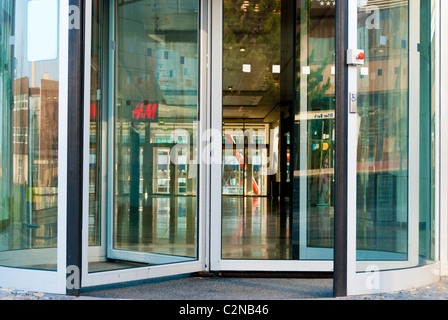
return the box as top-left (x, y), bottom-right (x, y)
top-left (131, 103), bottom-right (158, 122)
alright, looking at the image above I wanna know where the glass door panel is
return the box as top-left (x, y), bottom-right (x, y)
top-left (344, 0), bottom-right (438, 295)
top-left (219, 0), bottom-right (335, 263)
top-left (354, 0), bottom-right (435, 272)
top-left (108, 0), bottom-right (200, 266)
top-left (356, 1), bottom-right (409, 265)
top-left (0, 0), bottom-right (59, 270)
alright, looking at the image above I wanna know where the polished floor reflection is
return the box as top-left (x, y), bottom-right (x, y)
top-left (222, 196), bottom-right (291, 260)
top-left (222, 196), bottom-right (334, 260)
top-left (114, 196), bottom-right (197, 258)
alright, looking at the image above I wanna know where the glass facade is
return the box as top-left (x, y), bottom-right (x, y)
top-left (0, 0), bottom-right (59, 270)
top-left (0, 0), bottom-right (444, 296)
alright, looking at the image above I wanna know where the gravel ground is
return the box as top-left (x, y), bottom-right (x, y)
top-left (0, 288), bottom-right (74, 300)
top-left (1, 276), bottom-right (447, 300)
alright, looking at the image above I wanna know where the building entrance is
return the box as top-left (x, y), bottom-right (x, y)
top-left (211, 0), bottom-right (336, 270)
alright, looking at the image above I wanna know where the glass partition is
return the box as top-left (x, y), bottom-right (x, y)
top-left (0, 0), bottom-right (59, 270)
top-left (109, 0), bottom-right (199, 265)
top-left (220, 0), bottom-right (336, 262)
top-left (356, 0), bottom-right (435, 271)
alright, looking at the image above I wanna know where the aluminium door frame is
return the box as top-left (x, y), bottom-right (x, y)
top-left (0, 0), bottom-right (70, 295)
top-left (81, 0), bottom-right (209, 288)
top-left (209, 0), bottom-right (334, 272)
top-left (441, 0), bottom-right (448, 277)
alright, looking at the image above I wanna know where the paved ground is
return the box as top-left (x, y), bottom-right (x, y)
top-left (1, 275), bottom-right (447, 300)
top-left (345, 276), bottom-right (448, 300)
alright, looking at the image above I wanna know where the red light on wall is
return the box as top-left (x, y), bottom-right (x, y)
top-left (90, 103), bottom-right (96, 120)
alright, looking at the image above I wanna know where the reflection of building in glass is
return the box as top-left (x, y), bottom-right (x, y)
top-left (356, 5), bottom-right (410, 257)
top-left (111, 0), bottom-right (199, 257)
top-left (13, 78), bottom-right (29, 186)
top-left (11, 75), bottom-right (59, 250)
top-left (9, 77), bottom-right (30, 251)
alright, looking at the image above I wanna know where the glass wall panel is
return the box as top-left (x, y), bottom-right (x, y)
top-left (356, 2), bottom-right (409, 262)
top-left (111, 0), bottom-right (199, 263)
top-left (356, 0), bottom-right (435, 270)
top-left (221, 0), bottom-right (335, 260)
top-left (0, 0), bottom-right (59, 270)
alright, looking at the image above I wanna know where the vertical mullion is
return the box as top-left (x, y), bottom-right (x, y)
top-left (209, 0), bottom-right (223, 270)
top-left (106, 0), bottom-right (115, 262)
top-left (81, 0), bottom-right (93, 286)
top-left (333, 0), bottom-right (349, 298)
top-left (66, 0), bottom-right (86, 296)
top-left (346, 0), bottom-right (359, 295)
top-left (408, 0), bottom-right (421, 268)
top-left (440, 0), bottom-right (448, 274)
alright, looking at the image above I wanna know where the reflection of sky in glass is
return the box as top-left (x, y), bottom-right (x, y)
top-left (15, 0), bottom-right (59, 84)
top-left (27, 0), bottom-right (58, 62)
top-left (0, 0), bottom-right (60, 262)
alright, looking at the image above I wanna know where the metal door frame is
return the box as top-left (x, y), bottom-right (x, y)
top-left (209, 0), bottom-right (334, 273)
top-left (81, 0), bottom-right (209, 288)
